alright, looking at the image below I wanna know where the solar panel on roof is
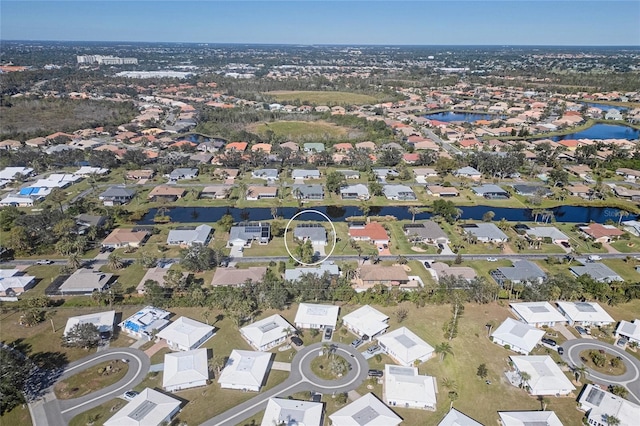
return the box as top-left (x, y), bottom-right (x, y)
top-left (388, 366), bottom-right (414, 376)
top-left (585, 387), bottom-right (604, 405)
top-left (395, 334), bottom-right (417, 348)
top-left (258, 322), bottom-right (279, 333)
top-left (128, 401), bottom-right (157, 420)
top-left (353, 406), bottom-right (379, 425)
top-left (529, 306), bottom-right (549, 313)
top-left (575, 302), bottom-right (597, 312)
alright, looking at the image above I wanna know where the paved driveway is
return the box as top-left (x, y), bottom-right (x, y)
top-left (561, 339), bottom-right (640, 404)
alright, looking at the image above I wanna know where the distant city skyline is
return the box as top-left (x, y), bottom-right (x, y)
top-left (1, 1), bottom-right (639, 46)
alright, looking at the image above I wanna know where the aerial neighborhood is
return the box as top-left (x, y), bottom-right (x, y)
top-left (1, 41), bottom-right (640, 426)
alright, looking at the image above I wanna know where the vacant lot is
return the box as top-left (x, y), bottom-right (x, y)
top-left (265, 90), bottom-right (381, 105)
top-left (249, 120), bottom-right (352, 142)
top-left (0, 98), bottom-right (136, 139)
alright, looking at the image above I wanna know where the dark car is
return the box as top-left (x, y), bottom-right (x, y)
top-left (560, 241), bottom-right (571, 248)
top-left (576, 326), bottom-right (588, 335)
top-left (291, 336), bottom-right (303, 347)
top-left (368, 369), bottom-right (383, 377)
top-left (541, 338), bottom-right (557, 347)
top-left (557, 347), bottom-right (564, 355)
top-left (324, 327), bottom-right (333, 340)
top-left (123, 390), bottom-right (138, 401)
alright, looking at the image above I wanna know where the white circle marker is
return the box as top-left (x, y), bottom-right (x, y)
top-left (284, 209), bottom-right (337, 266)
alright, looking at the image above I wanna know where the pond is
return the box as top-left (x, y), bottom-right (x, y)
top-left (551, 124), bottom-right (640, 141)
top-left (137, 205), bottom-right (637, 225)
top-left (424, 111), bottom-right (503, 123)
top-left (582, 102), bottom-right (629, 112)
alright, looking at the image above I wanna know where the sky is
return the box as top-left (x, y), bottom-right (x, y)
top-left (1, 1), bottom-right (639, 46)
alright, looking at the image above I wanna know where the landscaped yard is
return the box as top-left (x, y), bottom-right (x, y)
top-left (54, 359), bottom-right (129, 400)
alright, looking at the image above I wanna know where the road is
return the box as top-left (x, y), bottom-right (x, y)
top-left (201, 342), bottom-right (368, 426)
top-left (31, 348), bottom-right (150, 425)
top-left (561, 339), bottom-right (640, 404)
top-left (422, 126), bottom-right (462, 156)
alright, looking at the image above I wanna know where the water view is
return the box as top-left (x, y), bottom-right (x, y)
top-left (582, 102), bottom-right (629, 112)
top-left (551, 123), bottom-right (640, 141)
top-left (424, 111), bottom-right (502, 122)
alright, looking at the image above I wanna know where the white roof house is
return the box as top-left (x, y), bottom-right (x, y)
top-left (438, 408), bottom-right (483, 426)
top-left (104, 388), bottom-right (181, 426)
top-left (240, 314), bottom-right (294, 351)
top-left (342, 305), bottom-right (390, 339)
top-left (261, 397), bottom-right (323, 426)
top-left (498, 411), bottom-right (563, 426)
top-left (510, 302), bottom-right (567, 327)
top-left (509, 356), bottom-right (575, 396)
top-left (218, 349), bottom-right (272, 392)
top-left (329, 392), bottom-right (402, 426)
top-left (63, 310), bottom-right (116, 337)
top-left (59, 269), bottom-right (114, 295)
top-left (556, 301), bottom-right (615, 326)
top-left (615, 319), bottom-right (640, 344)
top-left (163, 349), bottom-right (209, 392)
top-left (120, 306), bottom-right (171, 340)
top-left (156, 316), bottom-right (215, 351)
top-left (377, 326), bottom-right (434, 366)
top-left (578, 383), bottom-right (640, 426)
top-left (294, 303), bottom-right (339, 330)
top-left (491, 317), bottom-right (545, 355)
top-left (0, 269), bottom-right (36, 297)
top-left (384, 364), bottom-right (437, 410)
top-left (166, 224), bottom-right (212, 246)
top-left (525, 226), bottom-right (570, 243)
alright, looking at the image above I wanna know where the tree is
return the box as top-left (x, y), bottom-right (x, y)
top-left (295, 239), bottom-right (315, 264)
top-left (604, 415), bottom-right (621, 426)
top-left (217, 214), bottom-right (234, 233)
top-left (435, 342), bottom-right (454, 361)
top-left (574, 365), bottom-right (587, 383)
top-left (67, 252), bottom-right (82, 270)
top-left (395, 307), bottom-right (408, 323)
top-left (48, 187), bottom-right (67, 214)
top-left (368, 181), bottom-right (383, 197)
top-left (482, 211), bottom-right (495, 222)
top-left (208, 354), bottom-right (226, 378)
top-left (408, 206), bottom-right (420, 223)
top-left (519, 371), bottom-right (531, 389)
top-left (432, 199), bottom-right (462, 224)
top-left (62, 323), bottom-right (101, 349)
top-left (180, 244), bottom-right (222, 272)
top-left (538, 395), bottom-right (550, 411)
top-left (448, 390), bottom-right (459, 409)
top-left (477, 363), bottom-right (488, 379)
top-left (0, 346), bottom-right (31, 415)
top-left (325, 171), bottom-right (346, 194)
top-left (609, 385), bottom-right (628, 399)
top-left (107, 252), bottom-right (124, 270)
top-left (378, 148), bottom-right (402, 167)
top-left (334, 392), bottom-right (348, 405)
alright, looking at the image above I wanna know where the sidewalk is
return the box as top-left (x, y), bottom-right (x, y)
top-left (271, 361), bottom-right (291, 372)
top-left (144, 340), bottom-right (168, 357)
top-left (553, 323), bottom-right (577, 341)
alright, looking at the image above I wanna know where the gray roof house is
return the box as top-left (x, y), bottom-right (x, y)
top-left (303, 143), bottom-right (325, 153)
top-left (169, 168), bottom-right (199, 180)
top-left (455, 166), bottom-right (482, 178)
top-left (285, 262), bottom-right (340, 282)
top-left (228, 222), bottom-right (271, 247)
top-left (59, 269), bottom-right (114, 295)
top-left (472, 184), bottom-right (510, 199)
top-left (340, 184), bottom-right (370, 200)
top-left (513, 184), bottom-right (553, 197)
top-left (403, 221), bottom-right (449, 244)
top-left (293, 184), bottom-right (324, 201)
top-left (98, 186), bottom-right (136, 206)
top-left (251, 168), bottom-right (279, 181)
top-left (490, 260), bottom-right (547, 286)
top-left (373, 168), bottom-right (399, 181)
top-left (291, 169), bottom-right (321, 180)
top-left (570, 262), bottom-right (624, 283)
top-left (461, 223), bottom-right (508, 243)
top-left (293, 224), bottom-right (327, 245)
top-left (383, 184), bottom-right (417, 201)
top-left (167, 224), bottom-right (213, 246)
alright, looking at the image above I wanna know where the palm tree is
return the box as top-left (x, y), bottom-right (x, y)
top-left (604, 415), bottom-right (621, 426)
top-left (538, 395), bottom-right (550, 411)
top-left (107, 252), bottom-right (124, 270)
top-left (322, 343), bottom-right (331, 358)
top-left (282, 326), bottom-right (294, 341)
top-left (435, 342), bottom-right (453, 362)
top-left (441, 377), bottom-right (457, 390)
top-left (408, 206), bottom-right (420, 223)
top-left (448, 390), bottom-right (458, 409)
top-left (519, 371), bottom-right (531, 389)
top-left (574, 365), bottom-right (587, 384)
top-left (208, 354), bottom-right (225, 378)
top-left (67, 252), bottom-right (82, 270)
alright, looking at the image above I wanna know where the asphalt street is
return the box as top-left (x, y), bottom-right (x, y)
top-left (561, 338), bottom-right (640, 404)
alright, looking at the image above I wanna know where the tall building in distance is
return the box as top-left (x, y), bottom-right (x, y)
top-left (76, 55), bottom-right (138, 65)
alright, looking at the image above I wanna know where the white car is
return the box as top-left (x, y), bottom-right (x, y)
top-left (36, 260), bottom-right (54, 265)
top-left (486, 257), bottom-right (498, 262)
top-left (123, 390), bottom-right (138, 401)
top-left (588, 255), bottom-right (602, 261)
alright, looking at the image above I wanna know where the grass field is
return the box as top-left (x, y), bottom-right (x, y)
top-left (0, 404), bottom-right (31, 425)
top-left (250, 120), bottom-right (351, 141)
top-left (264, 90), bottom-right (382, 105)
top-left (54, 360), bottom-right (129, 400)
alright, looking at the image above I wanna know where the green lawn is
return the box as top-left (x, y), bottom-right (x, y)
top-left (0, 404), bottom-right (32, 426)
top-left (600, 259), bottom-right (640, 282)
top-left (68, 398), bottom-right (125, 426)
top-left (610, 235), bottom-right (640, 253)
top-left (250, 120), bottom-right (349, 140)
top-left (54, 360), bottom-right (129, 400)
top-left (264, 90), bottom-right (382, 105)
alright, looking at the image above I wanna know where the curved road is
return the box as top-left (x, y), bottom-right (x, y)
top-left (561, 339), bottom-right (640, 404)
top-left (33, 347), bottom-right (150, 425)
top-left (201, 342), bottom-right (369, 426)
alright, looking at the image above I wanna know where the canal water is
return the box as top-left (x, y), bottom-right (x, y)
top-left (551, 123), bottom-right (640, 141)
top-left (424, 112), bottom-right (503, 122)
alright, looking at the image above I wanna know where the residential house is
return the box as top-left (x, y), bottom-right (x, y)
top-left (200, 185), bottom-right (230, 199)
top-left (427, 185), bottom-right (459, 197)
top-left (567, 184), bottom-right (591, 198)
top-left (498, 411), bottom-right (563, 426)
top-left (0, 269), bottom-right (36, 298)
top-left (614, 319), bottom-right (640, 345)
top-left (102, 228), bottom-right (149, 248)
top-left (126, 169), bottom-right (154, 180)
top-left (472, 184), bottom-right (510, 199)
top-left (430, 262), bottom-right (477, 282)
top-left (261, 398), bottom-right (323, 426)
top-left (570, 262), bottom-right (623, 283)
top-left (462, 223), bottom-right (508, 243)
top-left (0, 193), bottom-right (41, 207)
top-left (577, 384), bottom-right (640, 426)
top-left (605, 109), bottom-right (623, 120)
top-left (98, 186), bottom-right (136, 206)
top-left (251, 169), bottom-right (279, 182)
top-left (337, 170), bottom-right (360, 179)
top-left (510, 302), bottom-right (567, 327)
top-left (340, 184), bottom-right (370, 200)
top-left (240, 314), bottom-right (294, 351)
top-left (455, 166), bottom-right (482, 180)
top-left (75, 214), bottom-right (107, 233)
top-left (163, 349), bottom-right (209, 392)
top-left (210, 267), bottom-right (267, 287)
top-left (491, 317), bottom-right (545, 355)
top-left (512, 184), bottom-right (553, 197)
top-left (556, 301), bottom-right (615, 326)
top-left (438, 409), bottom-right (483, 426)
top-left (616, 167), bottom-right (640, 182)
top-left (218, 350), bottom-right (272, 392)
top-left (58, 269), bottom-right (114, 295)
top-left (293, 224), bottom-right (327, 245)
top-left (75, 166), bottom-right (109, 176)
top-left (120, 306), bottom-right (171, 340)
top-left (341, 305), bottom-right (389, 340)
top-left (377, 326), bottom-right (434, 366)
top-left (403, 221), bottom-right (449, 245)
top-left (508, 356), bottom-right (575, 395)
top-left (525, 227), bottom-right (570, 245)
top-left (354, 265), bottom-right (417, 291)
top-left (383, 184), bottom-right (417, 201)
top-left (169, 167), bottom-right (198, 180)
top-left (413, 168), bottom-right (438, 183)
top-left (303, 142), bottom-right (325, 153)
top-left (246, 185), bottom-right (278, 200)
top-left (228, 222), bottom-right (271, 247)
top-left (579, 223), bottom-right (625, 243)
top-left (148, 185), bottom-right (186, 202)
top-left (166, 224), bottom-right (212, 246)
top-left (294, 303), bottom-right (339, 330)
top-left (156, 316), bottom-right (215, 351)
top-left (292, 184), bottom-right (324, 201)
top-left (330, 393), bottom-right (402, 426)
top-left (292, 169), bottom-right (321, 180)
top-left (136, 267), bottom-right (189, 294)
top-left (0, 166), bottom-right (34, 181)
top-left (104, 388), bottom-right (181, 426)
top-left (226, 142), bottom-right (248, 152)
top-left (490, 260), bottom-right (547, 286)
top-left (384, 365), bottom-right (437, 410)
top-left (373, 168), bottom-right (399, 182)
top-left (63, 310), bottom-right (116, 339)
top-left (348, 222), bottom-right (389, 245)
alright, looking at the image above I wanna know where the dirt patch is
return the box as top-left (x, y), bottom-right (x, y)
top-left (411, 246), bottom-right (427, 252)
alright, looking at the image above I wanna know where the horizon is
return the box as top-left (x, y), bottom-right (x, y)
top-left (2, 1), bottom-right (639, 46)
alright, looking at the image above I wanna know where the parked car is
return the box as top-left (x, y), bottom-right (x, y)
top-left (366, 344), bottom-right (380, 354)
top-left (368, 369), bottom-right (383, 377)
top-left (588, 255), bottom-right (602, 261)
top-left (560, 241), bottom-right (571, 248)
top-left (557, 347), bottom-right (564, 355)
top-left (36, 259), bottom-right (54, 265)
top-left (617, 337), bottom-right (628, 347)
top-left (541, 338), bottom-right (557, 347)
top-left (486, 257), bottom-right (498, 262)
top-left (351, 338), bottom-right (364, 348)
top-left (291, 336), bottom-right (303, 347)
top-left (324, 327), bottom-right (333, 340)
top-left (123, 390), bottom-right (138, 401)
top-left (576, 326), bottom-right (588, 335)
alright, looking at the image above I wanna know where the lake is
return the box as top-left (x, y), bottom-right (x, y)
top-left (138, 205), bottom-right (637, 225)
top-left (582, 102), bottom-right (629, 112)
top-left (552, 124), bottom-right (640, 141)
top-left (424, 111), bottom-right (502, 123)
